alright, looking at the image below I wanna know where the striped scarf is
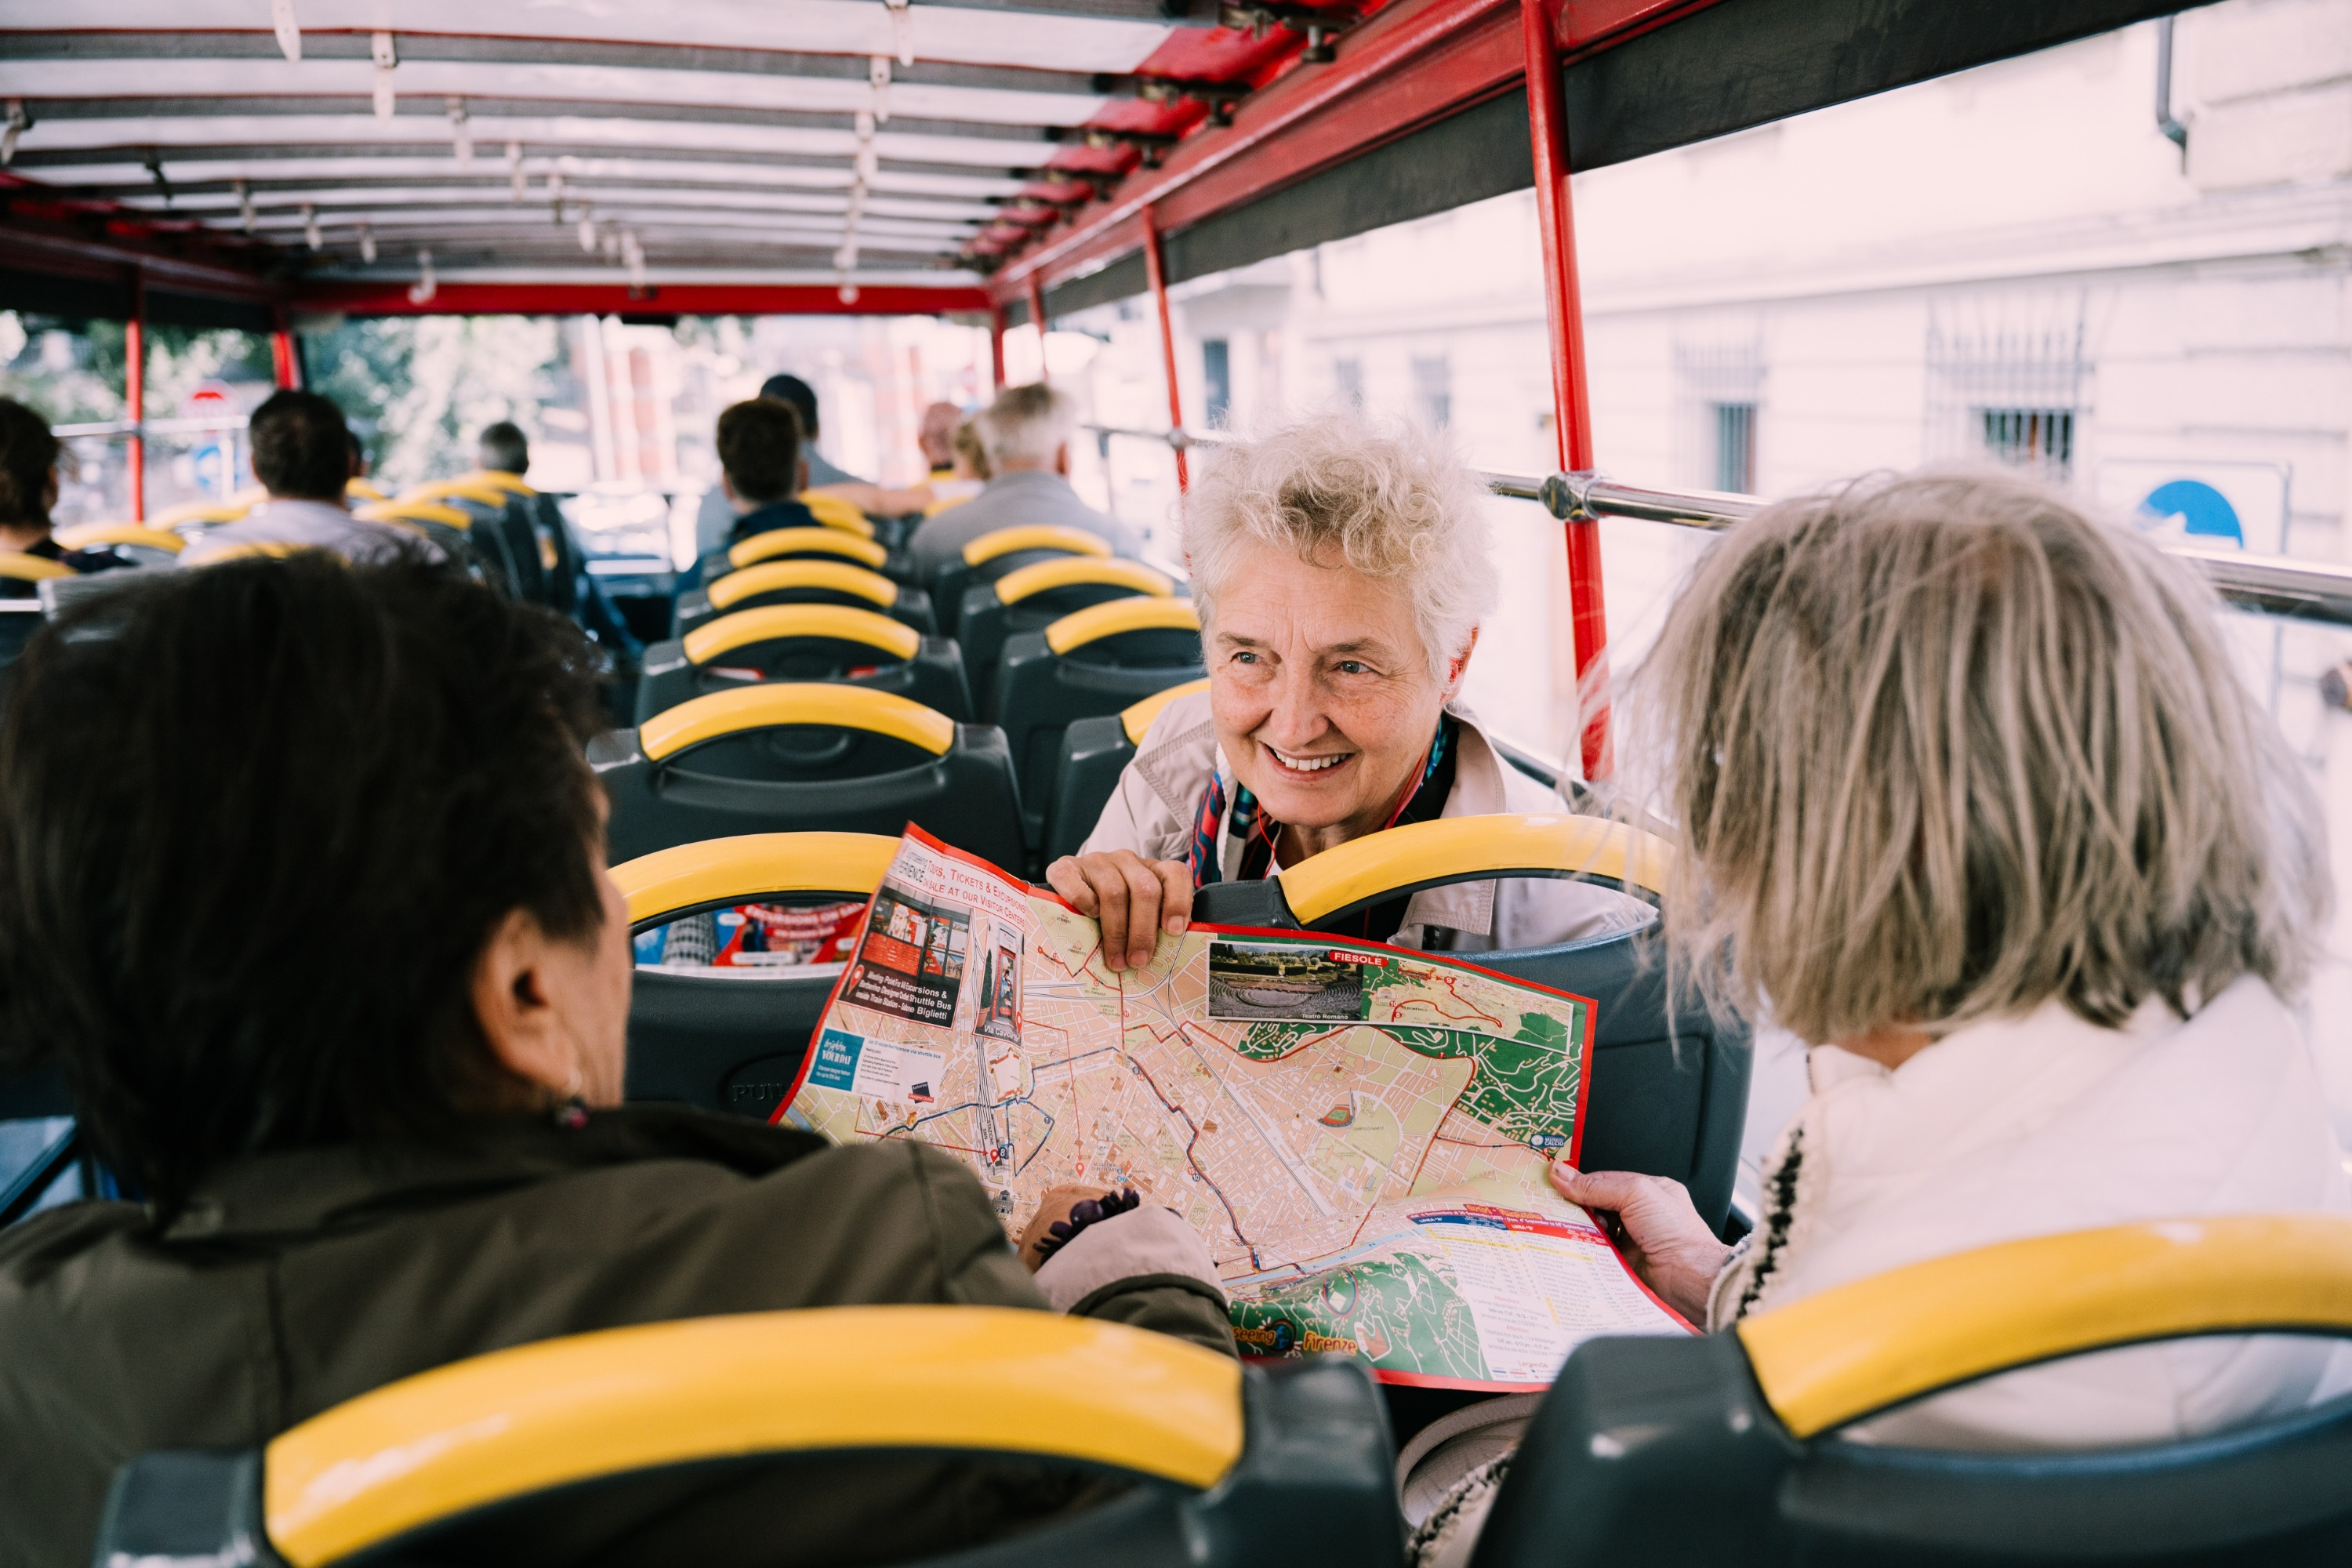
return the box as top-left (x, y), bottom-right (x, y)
top-left (1185, 720), bottom-right (1454, 887)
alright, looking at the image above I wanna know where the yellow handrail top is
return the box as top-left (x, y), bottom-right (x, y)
top-left (150, 499), bottom-right (252, 528)
top-left (0, 551), bottom-right (73, 582)
top-left (995, 555), bottom-right (1175, 606)
top-left (641, 682), bottom-right (956, 763)
top-left (962, 524), bottom-right (1112, 568)
top-left (801, 490), bottom-right (877, 538)
top-left (708, 557), bottom-right (898, 612)
top-left (1279, 812), bottom-right (1675, 923)
top-left (354, 499), bottom-right (472, 530)
top-left (1120, 677), bottom-right (1212, 744)
top-left (684, 603), bottom-right (920, 666)
top-left (1044, 596), bottom-right (1201, 655)
top-left (52, 524), bottom-right (186, 555)
top-left (728, 526), bottom-right (888, 571)
top-left (400, 479), bottom-right (513, 510)
top-left (612, 831), bottom-right (899, 925)
top-left (1740, 1214), bottom-right (2352, 1440)
top-left (263, 1305), bottom-right (1244, 1568)
top-left (457, 469), bottom-right (536, 495)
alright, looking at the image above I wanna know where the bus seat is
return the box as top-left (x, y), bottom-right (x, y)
top-left (190, 541), bottom-right (321, 564)
top-left (597, 683), bottom-right (1025, 868)
top-left (675, 557), bottom-right (936, 638)
top-left (801, 491), bottom-right (877, 537)
top-left (725, 525), bottom-right (891, 574)
top-left (344, 478), bottom-right (387, 503)
top-left (1472, 1214), bottom-right (2352, 1567)
top-left (52, 523), bottom-right (187, 565)
top-left (634, 604), bottom-right (973, 725)
top-left (392, 482), bottom-right (535, 597)
top-left (958, 556), bottom-right (1178, 713)
top-left (352, 498), bottom-right (480, 567)
top-left (1189, 814), bottom-right (1750, 1234)
top-left (0, 551), bottom-right (76, 590)
top-left (1044, 677), bottom-right (1211, 862)
top-left (991, 597), bottom-right (1206, 851)
top-left (616, 831), bottom-right (894, 1116)
top-left (148, 499), bottom-right (252, 532)
top-left (930, 523), bottom-right (1114, 637)
top-left (90, 1308), bottom-right (1400, 1568)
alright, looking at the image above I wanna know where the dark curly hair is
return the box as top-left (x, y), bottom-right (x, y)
top-left (0, 396), bottom-right (60, 528)
top-left (0, 554), bottom-right (611, 1208)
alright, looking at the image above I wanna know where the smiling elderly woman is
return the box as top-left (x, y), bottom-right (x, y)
top-left (1046, 412), bottom-right (1647, 969)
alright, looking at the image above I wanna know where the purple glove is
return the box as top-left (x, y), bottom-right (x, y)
top-left (1033, 1186), bottom-right (1141, 1263)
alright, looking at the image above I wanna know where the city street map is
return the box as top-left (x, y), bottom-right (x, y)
top-left (779, 827), bottom-right (1690, 1389)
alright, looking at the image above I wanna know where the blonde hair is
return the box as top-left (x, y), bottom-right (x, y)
top-left (1185, 409), bottom-right (1497, 680)
top-left (1626, 470), bottom-right (2328, 1044)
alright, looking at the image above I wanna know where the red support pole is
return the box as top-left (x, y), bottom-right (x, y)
top-left (1141, 205), bottom-right (1189, 493)
top-left (1024, 275), bottom-right (1048, 384)
top-left (270, 309), bottom-right (301, 389)
top-left (125, 272), bottom-right (147, 524)
top-left (989, 304), bottom-right (1007, 391)
top-left (1522, 0), bottom-right (1610, 779)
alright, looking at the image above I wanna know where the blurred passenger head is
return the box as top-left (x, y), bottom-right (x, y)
top-left (0, 396), bottom-right (60, 528)
top-left (249, 389), bottom-right (353, 503)
top-left (0, 557), bottom-right (622, 1209)
top-left (1629, 470), bottom-right (2329, 1044)
top-left (717, 397), bottom-right (805, 506)
top-left (1182, 409), bottom-right (1497, 837)
top-left (952, 418), bottom-right (992, 482)
top-left (478, 420), bottom-right (530, 476)
top-left (759, 373), bottom-right (821, 439)
top-left (918, 401), bottom-right (963, 470)
top-left (976, 383), bottom-right (1076, 474)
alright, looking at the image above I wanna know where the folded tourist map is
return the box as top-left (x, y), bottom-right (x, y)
top-left (778, 826), bottom-right (1691, 1390)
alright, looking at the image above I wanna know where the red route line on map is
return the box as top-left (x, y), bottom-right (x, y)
top-left (1380, 973), bottom-right (1504, 1030)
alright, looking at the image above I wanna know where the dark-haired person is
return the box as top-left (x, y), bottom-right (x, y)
top-left (0, 556), bottom-right (1232, 1567)
top-left (478, 417), bottom-right (531, 477)
top-left (716, 395), bottom-right (821, 544)
top-left (180, 389), bottom-right (434, 565)
top-left (0, 396), bottom-right (111, 591)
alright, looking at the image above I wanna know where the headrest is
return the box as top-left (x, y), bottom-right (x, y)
top-left (1043, 596), bottom-right (1201, 655)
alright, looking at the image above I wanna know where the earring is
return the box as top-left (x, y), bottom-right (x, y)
top-left (552, 1062), bottom-right (590, 1130)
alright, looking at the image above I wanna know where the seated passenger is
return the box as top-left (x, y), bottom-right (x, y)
top-left (179, 390), bottom-right (428, 565)
top-left (923, 415), bottom-right (989, 515)
top-left (477, 416), bottom-right (530, 478)
top-left (0, 557), bottom-right (1232, 1568)
top-left (1047, 411), bottom-right (1646, 969)
top-left (0, 397), bottom-right (110, 589)
top-left (906, 383), bottom-right (1146, 583)
top-left (1560, 472), bottom-right (2348, 1450)
top-left (715, 395), bottom-right (822, 546)
top-left (918, 397), bottom-right (964, 480)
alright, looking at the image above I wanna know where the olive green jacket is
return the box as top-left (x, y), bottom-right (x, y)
top-left (0, 1106), bottom-right (1233, 1567)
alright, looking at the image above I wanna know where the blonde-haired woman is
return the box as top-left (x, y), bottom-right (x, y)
top-left (1047, 409), bottom-right (1647, 966)
top-left (1559, 470), bottom-right (2347, 1450)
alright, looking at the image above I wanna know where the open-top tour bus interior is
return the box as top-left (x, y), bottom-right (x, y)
top-left (6, 0), bottom-right (2352, 1563)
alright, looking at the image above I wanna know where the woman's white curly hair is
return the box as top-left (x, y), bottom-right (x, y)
top-left (1182, 408), bottom-right (1498, 681)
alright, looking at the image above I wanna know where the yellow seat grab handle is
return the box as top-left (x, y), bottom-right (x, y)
top-left (1739, 1214), bottom-right (2352, 1439)
top-left (993, 556), bottom-right (1175, 606)
top-left (682, 603), bottom-right (920, 666)
top-left (961, 524), bottom-right (1112, 568)
top-left (399, 479), bottom-right (514, 510)
top-left (612, 831), bottom-right (901, 927)
top-left (1043, 597), bottom-right (1201, 655)
top-left (638, 682), bottom-right (956, 764)
top-left (1276, 813), bottom-right (1675, 924)
top-left (52, 523), bottom-right (188, 555)
top-left (0, 551), bottom-right (76, 582)
top-left (728, 527), bottom-right (889, 571)
top-left (707, 557), bottom-right (898, 612)
top-left (263, 1306), bottom-right (1244, 1568)
top-left (355, 499), bottom-right (473, 531)
top-left (1120, 677), bottom-right (1212, 744)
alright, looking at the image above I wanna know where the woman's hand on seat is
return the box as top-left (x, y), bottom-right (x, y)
top-left (1551, 1162), bottom-right (1732, 1324)
top-left (1044, 851), bottom-right (1192, 971)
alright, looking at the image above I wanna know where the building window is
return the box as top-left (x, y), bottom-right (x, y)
top-left (1333, 356), bottom-right (1363, 405)
top-left (1202, 338), bottom-right (1232, 427)
top-left (1926, 297), bottom-right (2086, 482)
top-left (1411, 354), bottom-right (1450, 430)
top-left (1979, 408), bottom-right (2074, 478)
top-left (1711, 402), bottom-right (1757, 493)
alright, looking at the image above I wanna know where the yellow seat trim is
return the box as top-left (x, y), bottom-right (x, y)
top-left (149, 499), bottom-right (252, 528)
top-left (263, 1305), bottom-right (1243, 1568)
top-left (354, 499), bottom-right (472, 531)
top-left (52, 524), bottom-right (185, 555)
top-left (994, 556), bottom-right (1175, 607)
top-left (1121, 677), bottom-right (1212, 744)
top-left (399, 479), bottom-right (512, 510)
top-left (345, 479), bottom-right (388, 502)
top-left (456, 469), bottom-right (536, 496)
top-left (1740, 1214), bottom-right (2352, 1440)
top-left (1042, 596), bottom-right (1201, 655)
top-left (196, 541), bottom-right (318, 564)
top-left (728, 527), bottom-right (888, 571)
top-left (640, 682), bottom-right (955, 763)
top-left (684, 604), bottom-right (920, 666)
top-left (0, 551), bottom-right (73, 582)
top-left (1278, 812), bottom-right (1674, 923)
top-left (961, 524), bottom-right (1112, 568)
top-left (800, 491), bottom-right (877, 538)
top-left (612, 831), bottom-right (899, 925)
top-left (708, 558), bottom-right (898, 613)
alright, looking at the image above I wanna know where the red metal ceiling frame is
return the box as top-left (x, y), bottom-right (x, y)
top-left (987, 0), bottom-right (1725, 301)
top-left (0, 215), bottom-right (285, 304)
top-left (289, 281), bottom-right (993, 318)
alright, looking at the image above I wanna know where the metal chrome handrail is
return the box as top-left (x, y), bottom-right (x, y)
top-left (1093, 426), bottom-right (2352, 630)
top-left (51, 416), bottom-right (253, 438)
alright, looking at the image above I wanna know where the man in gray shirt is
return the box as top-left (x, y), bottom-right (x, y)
top-left (180, 392), bottom-right (436, 566)
top-left (906, 383), bottom-right (1142, 581)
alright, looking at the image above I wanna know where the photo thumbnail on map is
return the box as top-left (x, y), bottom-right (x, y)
top-left (841, 880), bottom-right (969, 1028)
top-left (968, 913), bottom-right (1023, 1045)
top-left (1207, 938), bottom-right (1379, 1022)
top-left (632, 899), bottom-right (868, 971)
